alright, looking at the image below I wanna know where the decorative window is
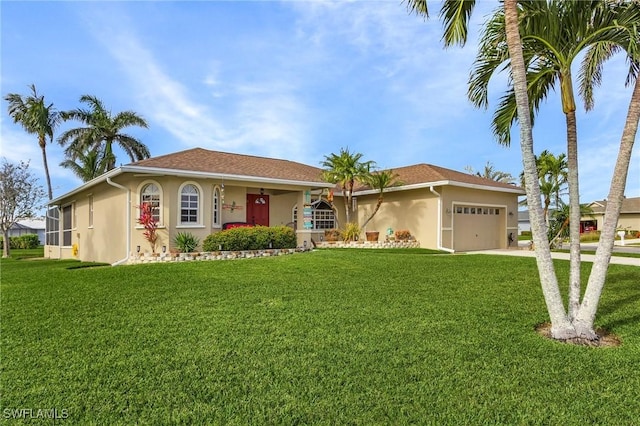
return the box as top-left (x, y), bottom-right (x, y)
top-left (212, 186), bottom-right (221, 228)
top-left (179, 183), bottom-right (200, 225)
top-left (46, 207), bottom-right (59, 246)
top-left (292, 200), bottom-right (335, 230)
top-left (456, 206), bottom-right (462, 214)
top-left (141, 182), bottom-right (161, 223)
top-left (88, 195), bottom-right (94, 227)
top-left (62, 204), bottom-right (73, 246)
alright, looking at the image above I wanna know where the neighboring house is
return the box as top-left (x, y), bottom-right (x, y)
top-left (9, 218), bottom-right (46, 244)
top-left (45, 148), bottom-right (524, 265)
top-left (582, 197), bottom-right (640, 234)
top-left (518, 211), bottom-right (531, 235)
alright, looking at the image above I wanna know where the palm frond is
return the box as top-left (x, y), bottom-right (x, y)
top-left (439, 0), bottom-right (476, 47)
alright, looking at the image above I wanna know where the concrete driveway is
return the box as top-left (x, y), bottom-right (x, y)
top-left (475, 239), bottom-right (640, 267)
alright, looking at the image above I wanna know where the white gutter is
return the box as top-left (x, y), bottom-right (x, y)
top-left (352, 180), bottom-right (525, 197)
top-left (106, 177), bottom-right (131, 266)
top-left (429, 186), bottom-right (455, 253)
top-left (121, 165), bottom-right (335, 189)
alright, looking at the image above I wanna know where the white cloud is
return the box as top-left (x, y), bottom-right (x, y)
top-left (80, 4), bottom-right (310, 160)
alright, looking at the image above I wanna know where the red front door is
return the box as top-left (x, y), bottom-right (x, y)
top-left (246, 194), bottom-right (269, 226)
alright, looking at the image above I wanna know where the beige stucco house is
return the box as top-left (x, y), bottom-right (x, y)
top-left (581, 197), bottom-right (640, 234)
top-left (45, 148), bottom-right (524, 264)
top-left (346, 164), bottom-right (524, 252)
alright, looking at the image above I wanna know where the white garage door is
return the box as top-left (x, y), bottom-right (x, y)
top-left (453, 205), bottom-right (504, 251)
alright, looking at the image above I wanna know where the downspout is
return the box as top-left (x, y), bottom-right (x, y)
top-left (107, 177), bottom-right (131, 265)
top-left (429, 186), bottom-right (455, 253)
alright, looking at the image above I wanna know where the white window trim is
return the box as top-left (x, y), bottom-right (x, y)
top-left (88, 194), bottom-right (94, 229)
top-left (177, 181), bottom-right (204, 226)
top-left (61, 202), bottom-right (75, 248)
top-left (137, 180), bottom-right (164, 226)
top-left (212, 185), bottom-right (222, 229)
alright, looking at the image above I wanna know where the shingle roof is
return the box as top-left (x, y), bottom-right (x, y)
top-left (130, 148), bottom-right (326, 183)
top-left (589, 197), bottom-right (640, 214)
top-left (353, 163), bottom-right (523, 192)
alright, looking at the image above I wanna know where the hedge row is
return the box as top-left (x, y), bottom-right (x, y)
top-left (203, 226), bottom-right (296, 251)
top-left (0, 234), bottom-right (40, 249)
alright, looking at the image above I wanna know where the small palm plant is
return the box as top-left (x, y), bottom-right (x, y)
top-left (173, 232), bottom-right (200, 253)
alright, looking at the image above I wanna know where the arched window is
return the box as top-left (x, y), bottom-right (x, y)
top-left (179, 183), bottom-right (200, 225)
top-left (212, 186), bottom-right (221, 228)
top-left (140, 182), bottom-right (162, 224)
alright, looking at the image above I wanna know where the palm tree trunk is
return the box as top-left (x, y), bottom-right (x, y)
top-left (40, 138), bottom-right (54, 200)
top-left (504, 0), bottom-right (575, 339)
top-left (361, 197), bottom-right (383, 229)
top-left (574, 77), bottom-right (640, 339)
top-left (565, 110), bottom-right (581, 321)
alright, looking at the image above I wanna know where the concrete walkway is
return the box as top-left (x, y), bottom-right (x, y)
top-left (475, 239), bottom-right (640, 267)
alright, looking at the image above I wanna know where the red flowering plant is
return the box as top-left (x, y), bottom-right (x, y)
top-left (137, 202), bottom-right (159, 254)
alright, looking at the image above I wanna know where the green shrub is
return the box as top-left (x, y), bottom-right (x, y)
top-left (203, 226), bottom-right (296, 251)
top-left (580, 231), bottom-right (600, 243)
top-left (520, 230), bottom-right (532, 237)
top-left (173, 232), bottom-right (200, 253)
top-left (0, 234), bottom-right (40, 249)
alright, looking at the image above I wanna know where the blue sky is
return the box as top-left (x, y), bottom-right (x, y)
top-left (2, 0), bottom-right (638, 205)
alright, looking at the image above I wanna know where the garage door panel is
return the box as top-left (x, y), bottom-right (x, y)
top-left (453, 206), bottom-right (503, 251)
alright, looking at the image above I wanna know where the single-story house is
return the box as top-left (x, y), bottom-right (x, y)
top-left (518, 210), bottom-right (531, 235)
top-left (350, 163), bottom-right (523, 252)
top-left (581, 197), bottom-right (640, 234)
top-left (8, 218), bottom-right (46, 244)
top-left (45, 148), bottom-right (524, 264)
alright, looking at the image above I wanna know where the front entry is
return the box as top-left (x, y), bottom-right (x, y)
top-left (246, 194), bottom-right (269, 226)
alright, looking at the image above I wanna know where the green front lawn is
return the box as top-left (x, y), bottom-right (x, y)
top-left (2, 250), bottom-right (639, 424)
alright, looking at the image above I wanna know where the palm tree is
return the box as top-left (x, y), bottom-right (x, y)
top-left (4, 84), bottom-right (60, 200)
top-left (537, 150), bottom-right (567, 213)
top-left (360, 170), bottom-right (403, 229)
top-left (58, 95), bottom-right (150, 171)
top-left (407, 0), bottom-right (573, 339)
top-left (59, 146), bottom-right (109, 182)
top-left (465, 161), bottom-right (514, 183)
top-left (519, 150), bottom-right (568, 226)
top-left (548, 203), bottom-right (594, 249)
top-left (321, 148), bottom-right (374, 224)
top-left (467, 0), bottom-right (639, 337)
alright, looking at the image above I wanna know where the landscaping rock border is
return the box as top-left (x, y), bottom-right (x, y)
top-left (128, 248), bottom-right (308, 264)
top-left (315, 240), bottom-right (420, 249)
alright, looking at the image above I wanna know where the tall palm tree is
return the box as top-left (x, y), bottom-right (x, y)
top-left (321, 148), bottom-right (374, 224)
top-left (59, 146), bottom-right (109, 182)
top-left (467, 0), bottom-right (639, 337)
top-left (406, 0), bottom-right (571, 339)
top-left (360, 170), bottom-right (402, 229)
top-left (576, 76), bottom-right (640, 338)
top-left (58, 95), bottom-right (150, 171)
top-left (4, 84), bottom-right (60, 200)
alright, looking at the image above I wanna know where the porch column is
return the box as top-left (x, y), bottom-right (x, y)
top-left (296, 189), bottom-right (313, 249)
